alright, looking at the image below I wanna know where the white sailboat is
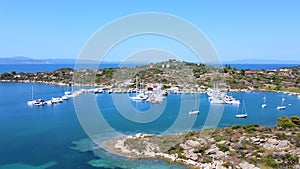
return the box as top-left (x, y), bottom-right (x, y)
top-left (189, 85), bottom-right (199, 115)
top-left (27, 86), bottom-right (36, 106)
top-left (261, 96), bottom-right (267, 108)
top-left (277, 95), bottom-right (286, 110)
top-left (27, 86), bottom-right (45, 106)
top-left (235, 100), bottom-right (247, 118)
top-left (130, 76), bottom-right (148, 101)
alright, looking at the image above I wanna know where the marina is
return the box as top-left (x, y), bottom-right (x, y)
top-left (24, 83), bottom-right (300, 116)
top-left (2, 82), bottom-right (300, 169)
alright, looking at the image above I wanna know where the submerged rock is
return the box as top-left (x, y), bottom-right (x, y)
top-left (0, 161), bottom-right (57, 169)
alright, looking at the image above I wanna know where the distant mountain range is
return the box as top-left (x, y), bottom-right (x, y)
top-left (222, 59), bottom-right (300, 64)
top-left (0, 56), bottom-right (102, 64)
top-left (0, 56), bottom-right (299, 65)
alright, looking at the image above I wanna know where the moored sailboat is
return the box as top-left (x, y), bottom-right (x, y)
top-left (130, 76), bottom-right (148, 101)
top-left (261, 96), bottom-right (267, 108)
top-left (189, 85), bottom-right (200, 115)
top-left (235, 100), bottom-right (247, 118)
top-left (277, 95), bottom-right (286, 110)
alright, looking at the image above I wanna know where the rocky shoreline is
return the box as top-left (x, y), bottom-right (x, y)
top-left (102, 122), bottom-right (300, 169)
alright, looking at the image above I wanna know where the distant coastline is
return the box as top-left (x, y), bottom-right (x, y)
top-left (1, 63), bottom-right (300, 74)
top-left (1, 56), bottom-right (300, 65)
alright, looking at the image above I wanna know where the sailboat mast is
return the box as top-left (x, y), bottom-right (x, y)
top-left (31, 86), bottom-right (34, 101)
top-left (136, 76), bottom-right (138, 90)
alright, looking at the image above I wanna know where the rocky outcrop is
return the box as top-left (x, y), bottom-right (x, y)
top-left (104, 126), bottom-right (300, 169)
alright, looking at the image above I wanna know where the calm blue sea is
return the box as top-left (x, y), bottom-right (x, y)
top-left (0, 82), bottom-right (299, 168)
top-left (0, 63), bottom-right (299, 74)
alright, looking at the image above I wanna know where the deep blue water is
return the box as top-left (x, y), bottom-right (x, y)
top-left (0, 82), bottom-right (299, 168)
top-left (0, 83), bottom-right (188, 169)
top-left (0, 63), bottom-right (299, 74)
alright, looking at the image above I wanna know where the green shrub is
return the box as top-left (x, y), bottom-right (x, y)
top-left (214, 136), bottom-right (227, 142)
top-left (243, 124), bottom-right (259, 132)
top-left (168, 145), bottom-right (184, 154)
top-left (217, 144), bottom-right (229, 152)
top-left (277, 116), bottom-right (296, 129)
top-left (262, 156), bottom-right (279, 168)
top-left (177, 152), bottom-right (187, 160)
top-left (222, 162), bottom-right (232, 168)
top-left (203, 157), bottom-right (211, 163)
top-left (231, 125), bottom-right (241, 129)
top-left (281, 153), bottom-right (299, 166)
top-left (290, 116), bottom-right (300, 126)
top-left (193, 146), bottom-right (206, 154)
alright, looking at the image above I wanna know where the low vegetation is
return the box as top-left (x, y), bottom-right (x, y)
top-left (111, 116), bottom-right (300, 169)
top-left (1, 60), bottom-right (299, 93)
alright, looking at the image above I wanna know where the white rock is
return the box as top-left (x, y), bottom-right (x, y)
top-left (239, 161), bottom-right (260, 169)
top-left (186, 140), bottom-right (201, 148)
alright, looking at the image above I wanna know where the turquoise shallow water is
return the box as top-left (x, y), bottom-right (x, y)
top-left (0, 82), bottom-right (299, 168)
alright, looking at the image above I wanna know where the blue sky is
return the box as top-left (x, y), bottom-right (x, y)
top-left (0, 0), bottom-right (299, 62)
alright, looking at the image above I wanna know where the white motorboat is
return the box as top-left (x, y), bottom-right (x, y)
top-left (235, 114), bottom-right (247, 118)
top-left (189, 110), bottom-right (199, 115)
top-left (61, 95), bottom-right (69, 100)
top-left (130, 92), bottom-right (148, 101)
top-left (33, 99), bottom-right (46, 106)
top-left (51, 97), bottom-right (63, 104)
top-left (209, 97), bottom-right (226, 104)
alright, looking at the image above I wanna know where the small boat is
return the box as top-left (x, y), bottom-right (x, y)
top-left (235, 114), bottom-right (247, 118)
top-left (261, 96), bottom-right (267, 108)
top-left (189, 110), bottom-right (199, 115)
top-left (64, 91), bottom-right (72, 95)
top-left (235, 100), bottom-right (247, 118)
top-left (51, 97), bottom-right (63, 104)
top-left (34, 99), bottom-right (46, 106)
top-left (130, 92), bottom-right (149, 101)
top-left (162, 90), bottom-right (168, 96)
top-left (94, 88), bottom-right (104, 94)
top-left (209, 97), bottom-right (226, 104)
top-left (61, 95), bottom-right (69, 100)
top-left (277, 95), bottom-right (286, 110)
top-left (277, 106), bottom-right (286, 110)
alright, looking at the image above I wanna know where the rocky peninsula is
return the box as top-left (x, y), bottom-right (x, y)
top-left (101, 116), bottom-right (300, 169)
top-left (1, 60), bottom-right (299, 94)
